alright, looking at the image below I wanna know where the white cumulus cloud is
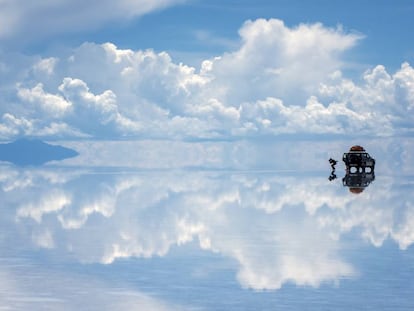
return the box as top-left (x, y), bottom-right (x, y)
top-left (17, 83), bottom-right (71, 118)
top-left (0, 19), bottom-right (413, 139)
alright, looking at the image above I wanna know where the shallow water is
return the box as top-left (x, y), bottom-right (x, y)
top-left (1, 139), bottom-right (413, 310)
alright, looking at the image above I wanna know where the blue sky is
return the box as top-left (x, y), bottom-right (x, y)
top-left (0, 0), bottom-right (413, 140)
top-left (88, 0), bottom-right (414, 70)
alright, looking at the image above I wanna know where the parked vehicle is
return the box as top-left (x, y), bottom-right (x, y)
top-left (342, 145), bottom-right (375, 173)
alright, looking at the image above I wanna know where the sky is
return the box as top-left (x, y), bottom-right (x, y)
top-left (0, 0), bottom-right (413, 141)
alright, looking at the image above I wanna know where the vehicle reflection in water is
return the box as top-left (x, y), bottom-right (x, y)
top-left (342, 171), bottom-right (375, 194)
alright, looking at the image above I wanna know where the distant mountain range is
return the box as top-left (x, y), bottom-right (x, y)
top-left (0, 139), bottom-right (78, 166)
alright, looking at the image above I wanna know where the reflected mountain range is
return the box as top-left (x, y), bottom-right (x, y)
top-left (0, 139), bottom-right (78, 166)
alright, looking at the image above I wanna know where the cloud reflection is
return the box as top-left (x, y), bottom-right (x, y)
top-left (0, 259), bottom-right (188, 311)
top-left (1, 162), bottom-right (413, 292)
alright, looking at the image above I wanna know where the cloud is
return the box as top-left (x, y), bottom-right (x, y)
top-left (203, 19), bottom-right (361, 104)
top-left (0, 262), bottom-right (189, 311)
top-left (0, 0), bottom-right (186, 42)
top-left (318, 63), bottom-right (414, 135)
top-left (16, 190), bottom-right (71, 223)
top-left (0, 19), bottom-right (413, 139)
top-left (0, 114), bottom-right (33, 139)
top-left (17, 83), bottom-right (71, 118)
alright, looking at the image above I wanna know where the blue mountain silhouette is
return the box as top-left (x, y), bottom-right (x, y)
top-left (0, 139), bottom-right (78, 166)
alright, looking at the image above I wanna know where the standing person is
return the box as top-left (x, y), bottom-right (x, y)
top-left (329, 158), bottom-right (338, 170)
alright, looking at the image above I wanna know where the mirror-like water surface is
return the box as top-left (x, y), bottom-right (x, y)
top-left (1, 139), bottom-right (413, 310)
